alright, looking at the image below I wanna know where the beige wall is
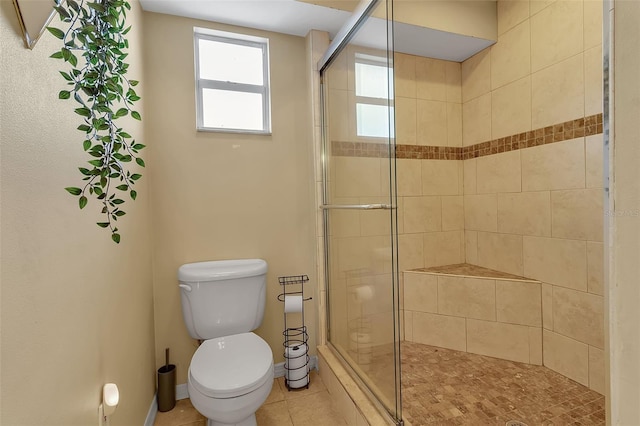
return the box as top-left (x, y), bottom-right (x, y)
top-left (143, 12), bottom-right (316, 384)
top-left (0, 1), bottom-right (155, 425)
top-left (608, 0), bottom-right (640, 423)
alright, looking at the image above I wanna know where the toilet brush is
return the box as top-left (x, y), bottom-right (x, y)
top-left (157, 347), bottom-right (176, 412)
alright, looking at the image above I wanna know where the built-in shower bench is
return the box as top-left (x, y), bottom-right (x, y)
top-left (402, 263), bottom-right (543, 365)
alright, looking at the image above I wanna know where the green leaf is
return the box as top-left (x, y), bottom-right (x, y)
top-left (116, 184), bottom-right (128, 191)
top-left (112, 199), bottom-right (125, 205)
top-left (79, 196), bottom-right (88, 209)
top-left (47, 27), bottom-right (65, 40)
top-left (88, 2), bottom-right (105, 12)
top-left (130, 173), bottom-right (142, 181)
top-left (50, 51), bottom-right (64, 59)
top-left (88, 159), bottom-right (102, 167)
top-left (65, 187), bottom-right (82, 196)
top-left (78, 124), bottom-right (91, 132)
top-left (115, 108), bottom-right (128, 118)
top-left (82, 140), bottom-right (91, 151)
top-left (131, 111), bottom-right (141, 120)
top-left (74, 107), bottom-right (91, 117)
top-left (111, 233), bottom-right (121, 244)
top-left (130, 190), bottom-right (137, 200)
top-left (132, 143), bottom-right (145, 150)
top-left (135, 157), bottom-right (145, 167)
top-left (97, 222), bottom-right (110, 228)
top-left (129, 80), bottom-right (139, 86)
top-left (59, 90), bottom-right (71, 100)
top-left (68, 53), bottom-right (78, 67)
top-left (115, 210), bottom-right (126, 217)
top-left (59, 71), bottom-right (73, 81)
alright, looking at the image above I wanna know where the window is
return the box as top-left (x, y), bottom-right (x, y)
top-left (354, 53), bottom-right (394, 139)
top-left (194, 28), bottom-right (271, 134)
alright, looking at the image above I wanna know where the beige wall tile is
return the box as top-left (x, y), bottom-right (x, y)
top-left (330, 197), bottom-right (361, 238)
top-left (404, 196), bottom-right (442, 233)
top-left (329, 89), bottom-right (350, 141)
top-left (417, 100), bottom-right (448, 146)
top-left (584, 0), bottom-right (603, 49)
top-left (477, 232), bottom-right (524, 276)
top-left (334, 157), bottom-right (382, 197)
top-left (463, 159), bottom-right (477, 194)
top-left (491, 21), bottom-right (531, 89)
top-left (553, 287), bottom-right (604, 348)
top-left (396, 97), bottom-right (417, 145)
top-left (447, 103), bottom-right (463, 147)
top-left (521, 138), bottom-right (586, 191)
top-left (586, 134), bottom-right (604, 189)
top-left (498, 191), bottom-right (552, 237)
top-left (397, 159), bottom-right (422, 196)
top-left (463, 93), bottom-right (492, 146)
top-left (531, 54), bottom-right (585, 129)
top-left (497, 0), bottom-right (530, 36)
top-left (440, 276), bottom-right (497, 321)
top-left (399, 233), bottom-right (424, 271)
top-left (543, 329), bottom-right (589, 386)
top-left (404, 272), bottom-right (438, 313)
top-left (496, 280), bottom-right (542, 326)
top-left (360, 196), bottom-right (394, 236)
top-left (465, 230), bottom-right (478, 264)
top-left (588, 345), bottom-right (606, 395)
top-left (442, 196), bottom-right (464, 231)
top-left (338, 236), bottom-right (389, 275)
top-left (412, 312), bottom-right (467, 351)
top-left (523, 236), bottom-right (587, 290)
top-left (416, 57), bottom-right (447, 101)
top-left (491, 77), bottom-right (532, 139)
top-left (529, 327), bottom-right (543, 365)
top-left (464, 194), bottom-right (498, 232)
top-left (462, 49), bottom-right (491, 102)
top-left (587, 241), bottom-right (604, 295)
top-left (551, 188), bottom-right (604, 241)
top-left (422, 160), bottom-right (461, 195)
top-left (467, 319), bottom-right (531, 363)
top-left (476, 150), bottom-right (522, 193)
top-left (424, 231), bottom-right (464, 267)
top-left (542, 283), bottom-right (553, 330)
top-left (530, 0), bottom-right (555, 15)
top-left (585, 44), bottom-right (604, 116)
top-left (445, 62), bottom-right (462, 103)
top-left (395, 53), bottom-right (416, 99)
top-left (531, 0), bottom-right (584, 72)
top-left (404, 310), bottom-right (413, 341)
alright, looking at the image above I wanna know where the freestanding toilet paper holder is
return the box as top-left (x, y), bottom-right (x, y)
top-left (277, 274), bottom-right (311, 390)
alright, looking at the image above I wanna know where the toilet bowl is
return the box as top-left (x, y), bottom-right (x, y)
top-left (178, 259), bottom-right (273, 426)
top-left (187, 333), bottom-right (274, 426)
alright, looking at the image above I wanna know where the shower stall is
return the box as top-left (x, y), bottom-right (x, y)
top-left (318, 0), bottom-right (606, 424)
top-left (318, 0), bottom-right (402, 422)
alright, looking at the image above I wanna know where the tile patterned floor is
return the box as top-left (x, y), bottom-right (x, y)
top-left (154, 343), bottom-right (605, 426)
top-left (400, 342), bottom-right (605, 426)
top-left (153, 371), bottom-right (346, 426)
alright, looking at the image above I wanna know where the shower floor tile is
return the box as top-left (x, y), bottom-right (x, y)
top-left (397, 342), bottom-right (605, 426)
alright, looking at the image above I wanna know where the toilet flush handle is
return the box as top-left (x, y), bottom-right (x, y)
top-left (179, 284), bottom-right (192, 292)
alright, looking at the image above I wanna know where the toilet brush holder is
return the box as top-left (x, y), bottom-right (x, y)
top-left (157, 348), bottom-right (176, 412)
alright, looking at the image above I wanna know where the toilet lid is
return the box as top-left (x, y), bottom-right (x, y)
top-left (189, 332), bottom-right (273, 398)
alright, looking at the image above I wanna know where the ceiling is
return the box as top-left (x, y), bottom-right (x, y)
top-left (139, 0), bottom-right (494, 62)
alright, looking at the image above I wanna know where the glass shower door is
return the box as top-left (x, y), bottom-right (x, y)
top-left (320, 0), bottom-right (401, 422)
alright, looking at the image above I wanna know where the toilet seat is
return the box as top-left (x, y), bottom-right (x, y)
top-left (189, 332), bottom-right (273, 399)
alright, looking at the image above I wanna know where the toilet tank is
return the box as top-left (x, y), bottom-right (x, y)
top-left (178, 259), bottom-right (268, 340)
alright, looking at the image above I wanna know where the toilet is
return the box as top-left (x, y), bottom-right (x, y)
top-left (178, 259), bottom-right (274, 426)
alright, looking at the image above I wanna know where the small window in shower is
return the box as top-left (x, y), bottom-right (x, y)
top-left (194, 28), bottom-right (271, 134)
top-left (354, 53), bottom-right (394, 139)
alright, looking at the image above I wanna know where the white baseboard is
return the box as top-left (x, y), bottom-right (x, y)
top-left (144, 358), bottom-right (318, 425)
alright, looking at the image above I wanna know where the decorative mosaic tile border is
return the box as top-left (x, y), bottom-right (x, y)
top-left (331, 113), bottom-right (603, 160)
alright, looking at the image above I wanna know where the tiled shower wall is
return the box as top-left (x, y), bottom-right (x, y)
top-left (310, 0), bottom-right (604, 402)
top-left (460, 0), bottom-right (604, 394)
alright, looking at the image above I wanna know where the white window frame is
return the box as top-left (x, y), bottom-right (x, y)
top-left (194, 28), bottom-right (271, 134)
top-left (353, 52), bottom-right (394, 140)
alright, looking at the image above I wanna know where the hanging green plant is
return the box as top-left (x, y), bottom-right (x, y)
top-left (47, 0), bottom-right (144, 244)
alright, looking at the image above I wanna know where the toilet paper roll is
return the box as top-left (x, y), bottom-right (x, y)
top-left (284, 295), bottom-right (303, 313)
top-left (285, 343), bottom-right (309, 388)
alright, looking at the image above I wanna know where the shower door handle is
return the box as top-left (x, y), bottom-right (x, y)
top-left (320, 204), bottom-right (395, 210)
